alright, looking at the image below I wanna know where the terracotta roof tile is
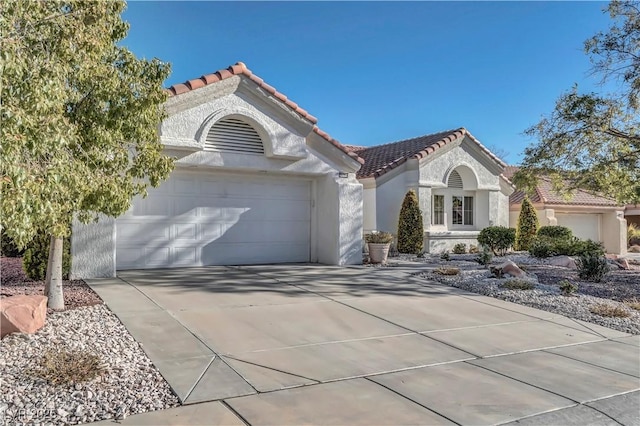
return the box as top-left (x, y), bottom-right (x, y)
top-left (354, 128), bottom-right (505, 179)
top-left (167, 62), bottom-right (363, 165)
top-left (505, 166), bottom-right (618, 207)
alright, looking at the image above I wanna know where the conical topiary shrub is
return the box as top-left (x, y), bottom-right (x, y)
top-left (515, 196), bottom-right (539, 251)
top-left (397, 190), bottom-right (424, 254)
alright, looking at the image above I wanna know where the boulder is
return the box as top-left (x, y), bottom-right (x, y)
top-left (492, 260), bottom-right (527, 278)
top-left (549, 256), bottom-right (577, 269)
top-left (0, 295), bottom-right (48, 338)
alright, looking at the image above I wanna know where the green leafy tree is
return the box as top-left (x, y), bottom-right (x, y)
top-left (514, 1), bottom-right (640, 204)
top-left (515, 197), bottom-right (539, 251)
top-left (397, 190), bottom-right (424, 254)
top-left (1, 1), bottom-right (173, 309)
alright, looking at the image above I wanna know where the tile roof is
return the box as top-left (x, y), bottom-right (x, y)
top-left (166, 62), bottom-right (363, 165)
top-left (354, 128), bottom-right (506, 179)
top-left (504, 167), bottom-right (619, 207)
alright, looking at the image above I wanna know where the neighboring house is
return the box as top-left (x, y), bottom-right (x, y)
top-left (626, 204), bottom-right (640, 228)
top-left (349, 129), bottom-right (514, 253)
top-left (71, 62), bottom-right (364, 278)
top-left (504, 166), bottom-right (627, 255)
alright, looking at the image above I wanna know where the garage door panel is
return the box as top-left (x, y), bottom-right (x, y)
top-left (201, 242), bottom-right (309, 265)
top-left (116, 171), bottom-right (311, 270)
top-left (556, 214), bottom-right (600, 242)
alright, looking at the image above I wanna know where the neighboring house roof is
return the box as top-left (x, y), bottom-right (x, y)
top-left (166, 62), bottom-right (364, 165)
top-left (352, 128), bottom-right (506, 179)
top-left (503, 166), bottom-right (619, 207)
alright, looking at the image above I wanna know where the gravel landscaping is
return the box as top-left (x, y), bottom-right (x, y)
top-left (399, 252), bottom-right (640, 335)
top-left (0, 258), bottom-right (179, 425)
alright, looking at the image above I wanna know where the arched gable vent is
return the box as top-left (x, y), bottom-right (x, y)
top-left (448, 170), bottom-right (463, 189)
top-left (205, 117), bottom-right (264, 154)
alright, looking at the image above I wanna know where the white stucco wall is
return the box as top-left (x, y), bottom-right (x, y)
top-left (71, 78), bottom-right (363, 278)
top-left (366, 137), bottom-right (510, 253)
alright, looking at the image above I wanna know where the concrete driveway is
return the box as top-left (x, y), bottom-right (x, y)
top-left (89, 264), bottom-right (640, 425)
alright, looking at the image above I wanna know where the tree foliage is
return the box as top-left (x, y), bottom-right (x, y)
top-left (397, 190), bottom-right (424, 254)
top-left (515, 197), bottom-right (539, 251)
top-left (514, 1), bottom-right (640, 204)
top-left (1, 1), bottom-right (173, 307)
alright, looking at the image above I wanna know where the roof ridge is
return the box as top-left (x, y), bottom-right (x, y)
top-left (360, 128), bottom-right (463, 152)
top-left (165, 62), bottom-right (364, 165)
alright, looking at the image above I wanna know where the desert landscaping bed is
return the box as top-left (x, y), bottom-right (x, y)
top-left (0, 257), bottom-right (179, 425)
top-left (400, 253), bottom-right (640, 335)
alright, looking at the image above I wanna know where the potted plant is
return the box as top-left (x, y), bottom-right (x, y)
top-left (365, 231), bottom-right (394, 264)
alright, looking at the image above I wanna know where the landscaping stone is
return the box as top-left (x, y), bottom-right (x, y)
top-left (493, 260), bottom-right (527, 278)
top-left (0, 295), bottom-right (47, 338)
top-left (549, 255), bottom-right (577, 269)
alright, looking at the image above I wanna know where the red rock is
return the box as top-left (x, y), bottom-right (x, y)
top-left (498, 260), bottom-right (527, 278)
top-left (549, 256), bottom-right (577, 269)
top-left (0, 295), bottom-right (47, 338)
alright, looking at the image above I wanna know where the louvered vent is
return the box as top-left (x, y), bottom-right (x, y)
top-left (205, 118), bottom-right (264, 154)
top-left (448, 170), bottom-right (463, 188)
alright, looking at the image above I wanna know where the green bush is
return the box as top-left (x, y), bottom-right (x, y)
top-left (628, 223), bottom-right (640, 246)
top-left (396, 190), bottom-right (424, 254)
top-left (515, 197), bottom-right (539, 251)
top-left (537, 226), bottom-right (573, 240)
top-left (440, 251), bottom-right (451, 261)
top-left (576, 254), bottom-right (610, 282)
top-left (500, 279), bottom-right (535, 290)
top-left (477, 226), bottom-right (516, 256)
top-left (559, 280), bottom-right (578, 296)
top-left (469, 244), bottom-right (480, 254)
top-left (365, 232), bottom-right (394, 244)
top-left (1, 233), bottom-right (24, 257)
top-left (452, 243), bottom-right (467, 254)
top-left (529, 236), bottom-right (604, 258)
top-left (475, 248), bottom-right (493, 266)
top-left (23, 233), bottom-right (71, 281)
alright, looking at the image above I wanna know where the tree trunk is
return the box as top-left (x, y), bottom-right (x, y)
top-left (45, 235), bottom-right (64, 310)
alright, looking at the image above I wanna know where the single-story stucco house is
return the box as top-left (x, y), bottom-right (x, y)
top-left (504, 166), bottom-right (627, 255)
top-left (348, 129), bottom-right (514, 253)
top-left (71, 62), bottom-right (364, 278)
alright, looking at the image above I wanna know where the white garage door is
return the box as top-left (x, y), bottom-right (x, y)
top-left (116, 171), bottom-right (311, 270)
top-left (556, 213), bottom-right (601, 242)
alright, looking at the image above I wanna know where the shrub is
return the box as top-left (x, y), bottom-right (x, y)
top-left (396, 190), bottom-right (424, 254)
top-left (469, 244), bottom-right (480, 254)
top-left (589, 303), bottom-right (630, 318)
top-left (559, 280), bottom-right (578, 296)
top-left (576, 254), bottom-right (610, 282)
top-left (529, 236), bottom-right (604, 258)
top-left (434, 267), bottom-right (460, 276)
top-left (365, 232), bottom-right (394, 244)
top-left (529, 237), bottom-right (554, 258)
top-left (452, 243), bottom-right (467, 254)
top-left (477, 226), bottom-right (516, 256)
top-left (500, 279), bottom-right (535, 290)
top-left (475, 248), bottom-right (493, 266)
top-left (624, 299), bottom-right (640, 311)
top-left (515, 197), bottom-right (539, 251)
top-left (537, 226), bottom-right (573, 240)
top-left (23, 233), bottom-right (71, 280)
top-left (440, 251), bottom-right (451, 261)
top-left (627, 223), bottom-right (640, 246)
top-left (1, 233), bottom-right (24, 257)
top-left (26, 347), bottom-right (106, 385)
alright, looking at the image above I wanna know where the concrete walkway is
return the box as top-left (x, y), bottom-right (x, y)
top-left (89, 263), bottom-right (640, 425)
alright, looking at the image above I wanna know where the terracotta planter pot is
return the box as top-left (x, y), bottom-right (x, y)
top-left (368, 243), bottom-right (390, 264)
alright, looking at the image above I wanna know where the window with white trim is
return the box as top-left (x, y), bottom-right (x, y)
top-left (433, 195), bottom-right (444, 225)
top-left (452, 195), bottom-right (473, 226)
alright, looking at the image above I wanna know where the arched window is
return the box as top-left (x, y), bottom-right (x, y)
top-left (204, 117), bottom-right (264, 154)
top-left (447, 170), bottom-right (463, 189)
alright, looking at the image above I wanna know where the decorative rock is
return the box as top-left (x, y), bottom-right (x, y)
top-left (549, 256), bottom-right (577, 269)
top-left (492, 260), bottom-right (527, 278)
top-left (0, 295), bottom-right (47, 338)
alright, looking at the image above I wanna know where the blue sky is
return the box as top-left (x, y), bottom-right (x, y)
top-left (122, 1), bottom-right (612, 164)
